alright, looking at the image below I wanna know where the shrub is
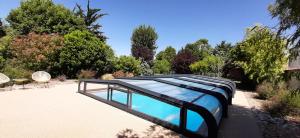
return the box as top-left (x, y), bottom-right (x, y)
top-left (256, 81), bottom-right (276, 100)
top-left (264, 90), bottom-right (300, 117)
top-left (100, 74), bottom-right (114, 80)
top-left (10, 32), bottom-right (64, 71)
top-left (172, 49), bottom-right (197, 74)
top-left (140, 62), bottom-right (153, 76)
top-left (59, 30), bottom-right (115, 78)
top-left (2, 64), bottom-right (32, 79)
top-left (112, 70), bottom-right (126, 78)
top-left (190, 55), bottom-right (222, 75)
top-left (56, 75), bottom-right (67, 82)
top-left (115, 56), bottom-right (141, 75)
top-left (77, 70), bottom-right (96, 79)
top-left (125, 72), bottom-right (134, 77)
top-left (152, 59), bottom-right (171, 74)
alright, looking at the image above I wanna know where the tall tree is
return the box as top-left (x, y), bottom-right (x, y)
top-left (234, 25), bottom-right (287, 83)
top-left (185, 38), bottom-right (212, 60)
top-left (172, 48), bottom-right (197, 74)
top-left (213, 41), bottom-right (233, 61)
top-left (0, 19), bottom-right (5, 38)
top-left (74, 0), bottom-right (107, 42)
top-left (156, 46), bottom-right (176, 63)
top-left (269, 0), bottom-right (300, 57)
top-left (6, 0), bottom-right (85, 35)
top-left (131, 25), bottom-right (158, 64)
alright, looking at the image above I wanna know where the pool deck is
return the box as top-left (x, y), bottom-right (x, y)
top-left (0, 81), bottom-right (262, 138)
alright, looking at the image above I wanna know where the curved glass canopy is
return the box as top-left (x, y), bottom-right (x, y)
top-left (78, 75), bottom-right (235, 138)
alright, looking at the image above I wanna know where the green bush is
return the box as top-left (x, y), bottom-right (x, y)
top-left (59, 30), bottom-right (115, 78)
top-left (2, 64), bottom-right (32, 79)
top-left (115, 56), bottom-right (141, 75)
top-left (152, 59), bottom-right (171, 74)
top-left (77, 70), bottom-right (96, 79)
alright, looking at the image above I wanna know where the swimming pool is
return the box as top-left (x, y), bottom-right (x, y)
top-left (78, 75), bottom-right (235, 138)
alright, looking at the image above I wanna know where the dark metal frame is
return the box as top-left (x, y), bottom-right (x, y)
top-left (78, 79), bottom-right (221, 138)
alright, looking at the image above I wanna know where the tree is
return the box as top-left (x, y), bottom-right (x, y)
top-left (269, 0), bottom-right (300, 57)
top-left (59, 30), bottom-right (115, 78)
top-left (156, 46), bottom-right (176, 63)
top-left (185, 38), bottom-right (212, 60)
top-left (6, 0), bottom-right (85, 35)
top-left (0, 19), bottom-right (6, 38)
top-left (234, 25), bottom-right (287, 83)
top-left (131, 25), bottom-right (158, 64)
top-left (190, 55), bottom-right (222, 75)
top-left (172, 49), bottom-right (198, 74)
top-left (153, 59), bottom-right (171, 74)
top-left (74, 0), bottom-right (107, 42)
top-left (115, 56), bottom-right (141, 75)
top-left (213, 41), bottom-right (233, 61)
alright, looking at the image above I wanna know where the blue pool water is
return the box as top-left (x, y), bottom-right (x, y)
top-left (92, 89), bottom-right (215, 136)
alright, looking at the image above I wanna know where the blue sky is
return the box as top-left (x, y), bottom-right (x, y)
top-left (0, 0), bottom-right (277, 56)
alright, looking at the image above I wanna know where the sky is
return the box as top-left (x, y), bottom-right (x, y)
top-left (0, 0), bottom-right (278, 56)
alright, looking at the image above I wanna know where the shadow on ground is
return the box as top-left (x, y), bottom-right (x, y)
top-left (116, 125), bottom-right (185, 138)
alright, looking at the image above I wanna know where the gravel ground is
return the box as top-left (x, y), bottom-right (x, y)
top-left (243, 91), bottom-right (300, 138)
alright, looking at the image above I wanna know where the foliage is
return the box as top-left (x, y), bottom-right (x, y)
top-left (264, 89), bottom-right (300, 117)
top-left (190, 55), bottom-right (222, 75)
top-left (269, 0), bottom-right (300, 57)
top-left (156, 46), bottom-right (176, 63)
top-left (185, 38), bottom-right (212, 60)
top-left (2, 64), bottom-right (32, 79)
top-left (172, 49), bottom-right (197, 74)
top-left (77, 69), bottom-right (96, 79)
top-left (74, 0), bottom-right (107, 42)
top-left (140, 62), bottom-right (153, 76)
top-left (0, 19), bottom-right (6, 38)
top-left (256, 81), bottom-right (278, 100)
top-left (126, 72), bottom-right (134, 77)
top-left (112, 70), bottom-right (126, 78)
top-left (115, 56), bottom-right (141, 75)
top-left (59, 30), bottom-right (115, 78)
top-left (152, 59), bottom-right (171, 74)
top-left (131, 25), bottom-right (158, 64)
top-left (6, 0), bottom-right (85, 35)
top-left (100, 73), bottom-right (114, 80)
top-left (234, 25), bottom-right (287, 83)
top-left (56, 75), bottom-right (67, 82)
top-left (213, 41), bottom-right (233, 61)
top-left (10, 32), bottom-right (64, 71)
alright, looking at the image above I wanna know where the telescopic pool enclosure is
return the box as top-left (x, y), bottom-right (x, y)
top-left (78, 75), bottom-right (235, 138)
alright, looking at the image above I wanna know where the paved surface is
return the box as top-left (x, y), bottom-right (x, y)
top-left (218, 90), bottom-right (263, 138)
top-left (0, 82), bottom-right (262, 138)
top-left (0, 83), bottom-right (178, 138)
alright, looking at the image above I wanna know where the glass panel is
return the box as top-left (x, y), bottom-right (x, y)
top-left (131, 93), bottom-right (180, 126)
top-left (186, 110), bottom-right (208, 137)
top-left (181, 77), bottom-right (228, 88)
top-left (193, 95), bottom-right (223, 124)
top-left (111, 90), bottom-right (128, 105)
top-left (160, 78), bottom-right (215, 90)
top-left (92, 90), bottom-right (107, 99)
top-left (121, 79), bottom-right (204, 102)
top-left (159, 78), bottom-right (228, 99)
